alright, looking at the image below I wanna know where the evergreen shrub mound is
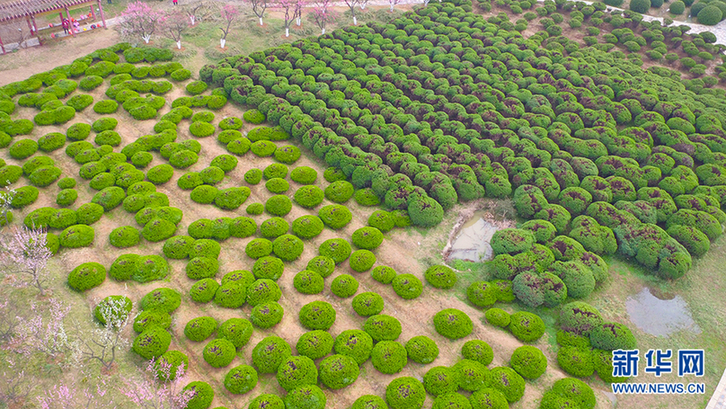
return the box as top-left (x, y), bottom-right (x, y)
top-left (224, 364), bottom-right (258, 394)
top-left (485, 308), bottom-right (511, 328)
top-left (590, 322), bottom-right (637, 350)
top-left (190, 278), bottom-right (220, 303)
top-left (319, 354), bottom-right (359, 389)
top-left (386, 377), bottom-right (426, 409)
top-left (155, 350), bottom-right (189, 380)
top-left (203, 338), bottom-right (237, 368)
top-left (425, 265), bottom-right (457, 289)
top-left (462, 340), bottom-right (494, 366)
top-left (546, 378), bottom-right (597, 409)
top-left (319, 238), bottom-right (352, 264)
top-left (486, 367), bottom-right (526, 403)
top-left (293, 270), bottom-right (324, 294)
top-left (244, 168), bottom-right (263, 184)
top-left (132, 326), bottom-right (172, 359)
top-left (133, 255), bottom-right (169, 283)
top-left (325, 180), bottom-right (354, 203)
top-left (354, 189), bottom-right (380, 206)
top-left (331, 274), bottom-right (359, 298)
top-left (351, 395), bottom-right (387, 409)
top-left (349, 250), bottom-right (376, 272)
top-left (351, 227), bottom-right (384, 250)
top-left (372, 266), bottom-right (397, 284)
top-left (509, 311), bottom-right (546, 342)
top-left (243, 109), bottom-right (265, 124)
top-left (163, 235), bottom-right (195, 259)
top-left (284, 385), bottom-right (326, 409)
top-left (246, 279), bottom-right (282, 306)
top-left (60, 224), bottom-right (95, 248)
top-left (140, 287), bottom-right (181, 313)
top-left (186, 257), bottom-right (219, 279)
top-left (183, 381), bottom-right (214, 409)
top-left (218, 318), bottom-right (254, 348)
top-left (290, 166), bottom-right (317, 184)
top-left (299, 300), bottom-right (336, 330)
top-left (184, 316), bottom-right (218, 342)
top-left (189, 238), bottom-right (221, 259)
top-left (260, 217), bottom-right (289, 239)
top-left (276, 355), bottom-right (318, 391)
top-left (294, 186), bottom-right (324, 208)
top-left (319, 205), bottom-right (352, 229)
top-left (297, 330), bottom-right (334, 360)
top-left (272, 234), bottom-right (304, 261)
top-left (469, 388), bottom-right (508, 409)
top-left (557, 346), bottom-right (595, 377)
top-left (307, 256), bottom-right (335, 277)
top-left (222, 270), bottom-right (255, 286)
top-left (392, 274), bottom-right (423, 299)
top-left (453, 359), bottom-right (489, 392)
top-left (246, 238), bottom-right (273, 259)
top-left (247, 203), bottom-right (264, 215)
top-left (406, 335), bottom-right (439, 364)
top-left (423, 366), bottom-right (459, 397)
top-left (266, 177), bottom-right (290, 194)
top-left (352, 292), bottom-right (384, 317)
top-left (467, 281), bottom-right (497, 307)
top-left (274, 145), bottom-right (301, 163)
top-left (252, 336), bottom-right (292, 373)
top-left (250, 140), bottom-right (276, 157)
top-left (133, 310), bottom-right (171, 333)
top-left (364, 314), bottom-right (402, 341)
top-left (372, 341), bottom-right (408, 374)
top-left (433, 309), bottom-right (473, 340)
top-left (698, 5), bottom-right (723, 24)
top-left (252, 256), bottom-right (285, 280)
top-left (292, 215), bottom-right (324, 239)
top-left (510, 346), bottom-right (547, 379)
top-left (334, 329), bottom-right (373, 365)
top-left (265, 195), bottom-right (292, 216)
top-left (214, 282), bottom-right (247, 308)
top-left (93, 295), bottom-right (132, 326)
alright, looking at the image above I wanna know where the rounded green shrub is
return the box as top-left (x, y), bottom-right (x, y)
top-left (698, 5), bottom-right (723, 24)
top-left (557, 346), bottom-right (595, 377)
top-left (434, 309), bottom-right (473, 340)
top-left (266, 178), bottom-right (290, 194)
top-left (386, 377), bottom-right (426, 409)
top-left (60, 224), bottom-right (95, 248)
top-left (319, 204), bottom-right (352, 229)
top-left (291, 215), bottom-right (324, 239)
top-left (510, 346), bottom-right (547, 379)
top-left (183, 381), bottom-right (214, 409)
top-left (109, 225), bottom-right (140, 248)
top-left (132, 326), bottom-right (171, 359)
top-left (38, 132), bottom-right (66, 152)
top-left (372, 266), bottom-right (397, 284)
top-left (364, 314), bottom-right (402, 341)
top-left (307, 256), bottom-right (335, 278)
top-left (372, 341), bottom-right (408, 374)
top-left (334, 329), bottom-right (373, 365)
top-left (352, 292), bottom-right (384, 317)
top-left (467, 281), bottom-right (497, 307)
top-left (299, 300), bottom-right (336, 330)
top-left (203, 338), bottom-right (237, 368)
top-left (462, 340), bottom-right (494, 366)
top-left (214, 282), bottom-right (247, 308)
top-left (163, 235), bottom-right (194, 259)
top-left (224, 364), bottom-right (258, 394)
top-left (392, 274), bottom-right (423, 299)
top-left (246, 203), bottom-right (264, 215)
top-left (319, 238), bottom-right (352, 264)
top-left (246, 238), bottom-right (273, 259)
top-left (186, 257), bottom-right (219, 280)
top-left (140, 287), bottom-right (181, 313)
top-left (250, 140), bottom-right (276, 157)
top-left (184, 316), bottom-right (218, 342)
top-left (425, 265), bottom-right (457, 289)
top-left (133, 313), bottom-right (169, 338)
top-left (290, 167), bottom-right (318, 185)
top-left (93, 295), bottom-right (132, 326)
top-left (244, 109), bottom-right (265, 124)
top-left (405, 335), bottom-right (439, 364)
top-left (147, 164), bottom-right (174, 185)
top-left (252, 256), bottom-right (285, 280)
top-left (265, 195), bottom-right (292, 216)
top-left (142, 218), bottom-right (177, 242)
top-left (453, 359), bottom-right (489, 392)
top-left (509, 311), bottom-right (545, 342)
top-left (325, 180), bottom-right (354, 203)
top-left (486, 367), bottom-right (525, 403)
top-left (293, 270), bottom-right (324, 294)
top-left (190, 278), bottom-right (220, 303)
top-left (246, 279), bottom-right (282, 306)
top-left (424, 366), bottom-right (459, 397)
top-left (273, 234), bottom-right (304, 261)
top-left (284, 385), bottom-right (326, 409)
top-left (589, 322), bottom-right (636, 350)
top-left (218, 318), bottom-right (254, 348)
top-left (252, 336), bottom-right (292, 373)
top-left (274, 145), bottom-right (301, 164)
top-left (296, 330), bottom-right (334, 360)
top-left (276, 355), bottom-right (318, 391)
top-left (9, 139), bottom-right (38, 159)
top-left (294, 186), bottom-right (324, 209)
top-left (331, 274), bottom-right (359, 298)
top-left (349, 250), bottom-right (376, 273)
top-left (244, 168), bottom-right (263, 184)
top-left (351, 227), bottom-right (384, 250)
top-left (484, 308), bottom-right (511, 328)
top-left (630, 0), bottom-right (650, 12)
top-left (319, 354), bottom-right (359, 389)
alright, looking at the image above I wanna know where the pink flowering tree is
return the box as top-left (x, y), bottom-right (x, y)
top-left (120, 1), bottom-right (165, 44)
top-left (343, 0), bottom-right (361, 25)
top-left (121, 359), bottom-right (195, 409)
top-left (360, 0), bottom-right (369, 9)
top-left (70, 297), bottom-right (135, 371)
top-left (278, 0), bottom-right (296, 37)
top-left (161, 10), bottom-right (187, 49)
top-left (37, 379), bottom-right (115, 409)
top-left (219, 4), bottom-right (238, 48)
top-left (310, 0), bottom-right (337, 35)
top-left (11, 298), bottom-right (71, 358)
top-left (293, 0), bottom-right (305, 26)
top-left (245, 0), bottom-right (268, 26)
top-left (0, 360), bottom-right (32, 407)
top-left (0, 225), bottom-right (53, 296)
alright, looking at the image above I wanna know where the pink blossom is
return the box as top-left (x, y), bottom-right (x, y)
top-left (120, 359), bottom-right (195, 409)
top-left (0, 225), bottom-right (53, 295)
top-left (120, 1), bottom-right (166, 43)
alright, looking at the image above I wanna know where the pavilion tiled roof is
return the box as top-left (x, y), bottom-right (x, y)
top-left (0, 0), bottom-right (94, 22)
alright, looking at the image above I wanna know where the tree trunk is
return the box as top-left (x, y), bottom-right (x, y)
top-left (390, 3), bottom-right (394, 11)
top-left (296, 17), bottom-right (301, 25)
top-left (361, 3), bottom-right (366, 9)
top-left (259, 17), bottom-right (263, 26)
top-left (176, 40), bottom-right (181, 49)
top-left (220, 38), bottom-right (226, 48)
top-left (322, 27), bottom-right (326, 34)
top-left (142, 34), bottom-right (150, 43)
top-left (286, 27), bottom-right (289, 37)
top-left (190, 16), bottom-right (195, 25)
top-left (353, 16), bottom-right (357, 25)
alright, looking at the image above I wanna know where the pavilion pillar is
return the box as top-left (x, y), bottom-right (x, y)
top-left (26, 16), bottom-right (34, 34)
top-left (90, 4), bottom-right (95, 19)
top-left (65, 7), bottom-right (75, 36)
top-left (97, 0), bottom-right (107, 29)
top-left (31, 15), bottom-right (42, 45)
top-left (0, 34), bottom-right (5, 55)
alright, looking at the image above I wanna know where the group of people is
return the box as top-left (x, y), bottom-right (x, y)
top-left (61, 12), bottom-right (93, 34)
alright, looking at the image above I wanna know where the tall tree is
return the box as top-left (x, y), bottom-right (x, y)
top-left (161, 10), bottom-right (187, 49)
top-left (388, 0), bottom-right (400, 12)
top-left (311, 0), bottom-right (336, 35)
top-left (70, 297), bottom-right (135, 371)
top-left (343, 0), bottom-right (361, 25)
top-left (246, 0), bottom-right (268, 26)
top-left (120, 359), bottom-right (195, 409)
top-left (0, 225), bottom-right (53, 296)
top-left (278, 0), bottom-right (296, 37)
top-left (119, 1), bottom-right (165, 44)
top-left (293, 0), bottom-right (305, 26)
top-left (219, 4), bottom-right (238, 48)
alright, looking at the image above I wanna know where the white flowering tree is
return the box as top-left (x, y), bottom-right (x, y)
top-left (0, 225), bottom-right (53, 295)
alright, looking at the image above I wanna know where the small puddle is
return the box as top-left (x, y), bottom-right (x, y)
top-left (444, 210), bottom-right (514, 262)
top-left (625, 287), bottom-right (701, 337)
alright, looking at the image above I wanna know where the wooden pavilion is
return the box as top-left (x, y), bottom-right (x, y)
top-left (0, 0), bottom-right (107, 54)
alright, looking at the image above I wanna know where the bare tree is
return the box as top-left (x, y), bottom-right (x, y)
top-left (0, 225), bottom-right (53, 295)
top-left (0, 361), bottom-right (32, 407)
top-left (161, 10), bottom-right (188, 49)
top-left (11, 298), bottom-right (71, 357)
top-left (0, 301), bottom-right (20, 343)
top-left (70, 297), bottom-right (135, 371)
top-left (120, 359), bottom-right (195, 409)
top-left (360, 0), bottom-right (369, 10)
top-left (181, 0), bottom-right (213, 25)
top-left (278, 0), bottom-right (296, 37)
top-left (343, 0), bottom-right (361, 25)
top-left (246, 0), bottom-right (269, 26)
top-left (219, 4), bottom-right (239, 48)
top-left (310, 0), bottom-right (337, 34)
top-left (37, 379), bottom-right (115, 409)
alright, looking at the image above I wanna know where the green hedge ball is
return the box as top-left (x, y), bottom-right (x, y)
top-left (352, 292), bottom-right (385, 317)
top-left (224, 364), bottom-right (258, 394)
top-left (250, 300), bottom-right (284, 329)
top-left (293, 270), bottom-right (324, 294)
top-left (296, 330), bottom-right (334, 360)
top-left (392, 274), bottom-right (423, 299)
top-left (386, 377), bottom-right (426, 409)
top-left (252, 336), bottom-right (292, 373)
top-left (364, 314), bottom-right (402, 341)
top-left (299, 300), bottom-right (337, 330)
top-left (68, 262), bottom-right (106, 291)
top-left (203, 338), bottom-right (237, 368)
top-left (319, 354), bottom-right (360, 389)
top-left (433, 309), bottom-right (473, 340)
top-left (276, 355), bottom-right (318, 391)
top-left (331, 274), bottom-right (359, 298)
top-left (284, 385), bottom-right (326, 409)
